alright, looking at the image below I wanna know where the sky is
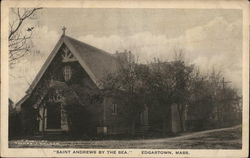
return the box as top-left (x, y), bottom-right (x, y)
top-left (9, 8), bottom-right (242, 102)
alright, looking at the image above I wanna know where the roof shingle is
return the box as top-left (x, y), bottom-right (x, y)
top-left (64, 36), bottom-right (120, 83)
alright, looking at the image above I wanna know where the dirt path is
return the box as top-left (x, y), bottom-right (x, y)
top-left (146, 125), bottom-right (242, 142)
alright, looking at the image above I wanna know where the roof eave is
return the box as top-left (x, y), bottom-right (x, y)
top-left (63, 36), bottom-right (103, 89)
top-left (25, 34), bottom-right (106, 97)
top-left (26, 35), bottom-right (65, 94)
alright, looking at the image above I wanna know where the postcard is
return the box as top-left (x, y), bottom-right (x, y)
top-left (1, 0), bottom-right (249, 157)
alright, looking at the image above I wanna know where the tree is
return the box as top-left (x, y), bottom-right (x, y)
top-left (9, 8), bottom-right (42, 66)
top-left (102, 52), bottom-right (241, 136)
top-left (145, 59), bottom-right (176, 135)
top-left (102, 54), bottom-right (194, 136)
top-left (172, 60), bottom-right (193, 132)
top-left (102, 60), bottom-right (149, 135)
top-left (187, 69), bottom-right (215, 130)
top-left (187, 68), bottom-right (242, 130)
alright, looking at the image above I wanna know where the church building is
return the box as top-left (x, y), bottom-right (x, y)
top-left (16, 29), bottom-right (182, 137)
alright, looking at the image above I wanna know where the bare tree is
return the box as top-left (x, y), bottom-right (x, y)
top-left (9, 8), bottom-right (42, 66)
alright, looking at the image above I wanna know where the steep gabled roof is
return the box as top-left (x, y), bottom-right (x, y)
top-left (26, 35), bottom-right (120, 94)
top-left (64, 36), bottom-right (119, 84)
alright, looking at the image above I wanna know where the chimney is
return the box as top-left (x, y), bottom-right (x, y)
top-left (114, 50), bottom-right (135, 63)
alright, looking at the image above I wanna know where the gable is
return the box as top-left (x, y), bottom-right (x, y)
top-left (64, 36), bottom-right (120, 83)
top-left (26, 35), bottom-right (120, 95)
top-left (22, 43), bottom-right (99, 108)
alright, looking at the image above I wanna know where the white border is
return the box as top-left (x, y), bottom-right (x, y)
top-left (1, 0), bottom-right (249, 157)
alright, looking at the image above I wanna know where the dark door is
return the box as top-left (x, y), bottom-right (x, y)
top-left (47, 103), bottom-right (61, 129)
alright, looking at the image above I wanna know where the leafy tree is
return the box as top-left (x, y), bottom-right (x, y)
top-left (102, 60), bottom-right (149, 135)
top-left (172, 60), bottom-right (193, 131)
top-left (187, 69), bottom-right (215, 130)
top-left (144, 56), bottom-right (193, 134)
top-left (187, 68), bottom-right (242, 130)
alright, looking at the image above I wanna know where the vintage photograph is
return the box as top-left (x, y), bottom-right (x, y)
top-left (1, 1), bottom-right (248, 157)
top-left (7, 7), bottom-right (243, 149)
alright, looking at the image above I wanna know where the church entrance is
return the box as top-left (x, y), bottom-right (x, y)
top-left (47, 103), bottom-right (61, 129)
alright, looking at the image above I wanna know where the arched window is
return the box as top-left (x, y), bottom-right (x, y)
top-left (63, 65), bottom-right (72, 81)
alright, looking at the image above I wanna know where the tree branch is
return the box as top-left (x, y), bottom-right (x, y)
top-left (9, 8), bottom-right (42, 40)
top-left (9, 8), bottom-right (42, 65)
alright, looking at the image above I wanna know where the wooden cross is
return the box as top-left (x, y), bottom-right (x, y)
top-left (62, 26), bottom-right (66, 35)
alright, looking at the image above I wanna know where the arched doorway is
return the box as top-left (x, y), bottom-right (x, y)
top-left (47, 102), bottom-right (61, 129)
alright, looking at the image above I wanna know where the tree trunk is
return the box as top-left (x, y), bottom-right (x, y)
top-left (177, 104), bottom-right (184, 132)
top-left (131, 119), bottom-right (136, 136)
top-left (162, 106), bottom-right (171, 136)
top-left (162, 115), bottom-right (167, 136)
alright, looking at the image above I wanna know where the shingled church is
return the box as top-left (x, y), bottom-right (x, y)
top-left (16, 29), bottom-right (182, 137)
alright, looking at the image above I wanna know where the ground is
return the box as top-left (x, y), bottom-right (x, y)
top-left (9, 125), bottom-right (242, 149)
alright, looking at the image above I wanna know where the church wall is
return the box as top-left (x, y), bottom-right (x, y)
top-left (103, 96), bottom-right (131, 135)
top-left (63, 52), bottom-right (105, 136)
top-left (21, 44), bottom-right (104, 135)
top-left (19, 43), bottom-right (142, 136)
top-left (19, 98), bottom-right (39, 135)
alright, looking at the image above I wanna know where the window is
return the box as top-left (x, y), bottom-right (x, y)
top-left (63, 65), bottom-right (72, 81)
top-left (112, 103), bottom-right (118, 115)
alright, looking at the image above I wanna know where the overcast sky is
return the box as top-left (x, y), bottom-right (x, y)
top-left (9, 8), bottom-right (242, 102)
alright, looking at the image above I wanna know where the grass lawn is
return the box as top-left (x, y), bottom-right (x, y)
top-left (9, 125), bottom-right (242, 149)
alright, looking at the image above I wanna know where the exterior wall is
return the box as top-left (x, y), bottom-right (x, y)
top-left (19, 43), bottom-right (150, 136)
top-left (103, 96), bottom-right (130, 135)
top-left (22, 44), bottom-right (103, 135)
top-left (65, 53), bottom-right (104, 136)
top-left (20, 100), bottom-right (38, 135)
